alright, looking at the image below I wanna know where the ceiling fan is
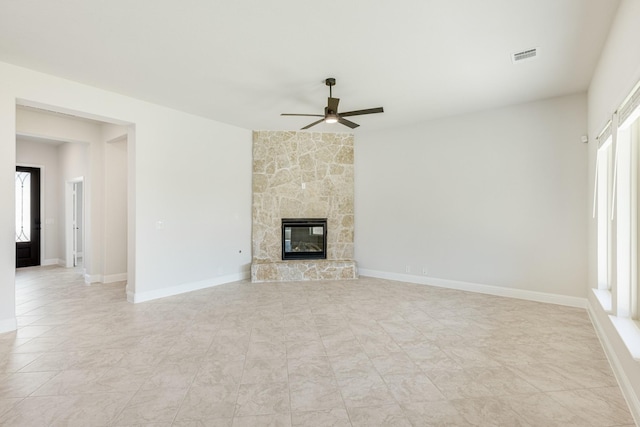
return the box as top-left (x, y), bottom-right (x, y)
top-left (281, 78), bottom-right (384, 130)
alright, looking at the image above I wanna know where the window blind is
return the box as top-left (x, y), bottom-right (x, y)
top-left (618, 80), bottom-right (640, 128)
top-left (597, 121), bottom-right (612, 148)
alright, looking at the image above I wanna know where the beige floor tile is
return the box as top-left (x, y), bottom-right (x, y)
top-left (402, 400), bottom-right (472, 426)
top-left (348, 403), bottom-right (412, 427)
top-left (507, 363), bottom-right (583, 392)
top-left (193, 358), bottom-right (245, 386)
top-left (2, 267), bottom-right (634, 426)
top-left (451, 397), bottom-right (530, 426)
top-left (0, 392), bottom-right (132, 426)
top-left (175, 384), bottom-right (239, 421)
top-left (289, 378), bottom-right (344, 412)
top-left (464, 366), bottom-right (540, 396)
top-left (113, 387), bottom-right (188, 425)
top-left (0, 397), bottom-right (22, 418)
top-left (173, 419), bottom-right (232, 427)
top-left (291, 408), bottom-right (351, 426)
top-left (425, 368), bottom-right (494, 399)
top-left (287, 355), bottom-right (335, 384)
top-left (0, 352), bottom-right (42, 373)
top-left (232, 413), bottom-right (291, 427)
top-left (370, 351), bottom-right (422, 376)
top-left (502, 392), bottom-right (591, 426)
top-left (247, 341), bottom-right (287, 360)
top-left (337, 374), bottom-right (396, 409)
top-left (31, 369), bottom-right (111, 396)
top-left (285, 339), bottom-right (326, 359)
top-left (383, 373), bottom-right (446, 403)
top-left (235, 382), bottom-right (290, 417)
top-left (548, 387), bottom-right (636, 426)
top-left (329, 352), bottom-right (378, 379)
top-left (241, 357), bottom-right (288, 384)
top-left (0, 371), bottom-right (58, 398)
top-left (140, 361), bottom-right (200, 390)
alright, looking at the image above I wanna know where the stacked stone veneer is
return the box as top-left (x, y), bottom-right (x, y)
top-left (251, 131), bottom-right (357, 282)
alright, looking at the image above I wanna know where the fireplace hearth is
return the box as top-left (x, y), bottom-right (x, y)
top-left (282, 218), bottom-right (327, 260)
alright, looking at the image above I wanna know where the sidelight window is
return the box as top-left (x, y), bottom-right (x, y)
top-left (15, 171), bottom-right (31, 243)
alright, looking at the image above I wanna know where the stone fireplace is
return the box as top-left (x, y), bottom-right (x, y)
top-left (251, 131), bottom-right (357, 282)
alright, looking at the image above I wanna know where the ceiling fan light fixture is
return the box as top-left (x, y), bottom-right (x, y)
top-left (325, 112), bottom-right (338, 124)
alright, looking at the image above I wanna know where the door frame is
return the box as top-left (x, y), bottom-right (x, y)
top-left (16, 163), bottom-right (45, 267)
top-left (65, 176), bottom-right (84, 269)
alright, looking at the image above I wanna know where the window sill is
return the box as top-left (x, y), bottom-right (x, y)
top-left (609, 316), bottom-right (640, 361)
top-left (593, 288), bottom-right (612, 312)
top-left (592, 289), bottom-right (640, 361)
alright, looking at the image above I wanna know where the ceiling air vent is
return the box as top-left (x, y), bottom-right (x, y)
top-left (512, 48), bottom-right (538, 63)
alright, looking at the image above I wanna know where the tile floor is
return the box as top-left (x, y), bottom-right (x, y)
top-left (0, 266), bottom-right (636, 426)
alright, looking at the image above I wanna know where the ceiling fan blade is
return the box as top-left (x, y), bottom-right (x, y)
top-left (338, 117), bottom-right (359, 129)
top-left (281, 113), bottom-right (324, 117)
top-left (338, 107), bottom-right (384, 117)
top-left (328, 97), bottom-right (340, 113)
top-left (301, 118), bottom-right (325, 130)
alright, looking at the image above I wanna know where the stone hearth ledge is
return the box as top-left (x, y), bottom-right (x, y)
top-left (251, 260), bottom-right (358, 283)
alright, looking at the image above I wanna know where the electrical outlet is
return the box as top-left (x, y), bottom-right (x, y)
top-left (405, 265), bottom-right (411, 273)
top-left (422, 267), bottom-right (428, 276)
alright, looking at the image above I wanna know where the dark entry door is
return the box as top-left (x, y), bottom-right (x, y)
top-left (15, 166), bottom-right (41, 268)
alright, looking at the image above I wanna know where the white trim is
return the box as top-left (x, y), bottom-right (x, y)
top-left (358, 269), bottom-right (587, 308)
top-left (103, 273), bottom-right (127, 284)
top-left (41, 258), bottom-right (59, 266)
top-left (588, 299), bottom-right (640, 426)
top-left (84, 273), bottom-right (102, 284)
top-left (0, 317), bottom-right (17, 334)
top-left (127, 272), bottom-right (250, 303)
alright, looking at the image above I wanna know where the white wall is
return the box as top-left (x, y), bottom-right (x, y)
top-left (0, 61), bottom-right (252, 331)
top-left (103, 133), bottom-right (127, 279)
top-left (15, 138), bottom-right (60, 265)
top-left (57, 141), bottom-right (90, 267)
top-left (587, 0), bottom-right (640, 421)
top-left (355, 93), bottom-right (588, 301)
top-left (0, 96), bottom-right (16, 332)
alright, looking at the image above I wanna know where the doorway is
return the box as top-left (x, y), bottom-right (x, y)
top-left (15, 166), bottom-right (41, 268)
top-left (66, 178), bottom-right (84, 269)
top-left (72, 181), bottom-right (83, 268)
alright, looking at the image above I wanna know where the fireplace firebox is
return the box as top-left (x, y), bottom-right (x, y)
top-left (282, 218), bottom-right (327, 260)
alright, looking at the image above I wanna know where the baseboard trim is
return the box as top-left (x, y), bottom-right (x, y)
top-left (84, 274), bottom-right (102, 284)
top-left (127, 271), bottom-right (250, 303)
top-left (103, 273), bottom-right (127, 284)
top-left (0, 317), bottom-right (17, 334)
top-left (358, 269), bottom-right (587, 308)
top-left (587, 299), bottom-right (640, 426)
top-left (42, 258), bottom-right (59, 266)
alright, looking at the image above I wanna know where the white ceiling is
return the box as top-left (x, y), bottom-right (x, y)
top-left (0, 0), bottom-right (620, 132)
